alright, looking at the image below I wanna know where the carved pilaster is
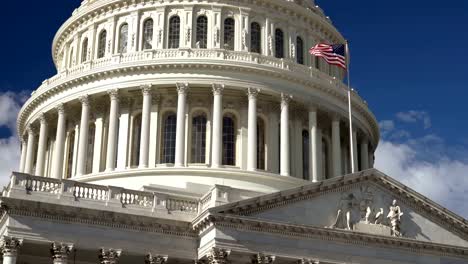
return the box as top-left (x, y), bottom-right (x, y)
top-left (145, 253), bottom-right (168, 264)
top-left (176, 82), bottom-right (190, 95)
top-left (152, 94), bottom-right (161, 104)
top-left (251, 253), bottom-right (275, 264)
top-left (207, 248), bottom-right (230, 264)
top-left (0, 236), bottom-right (23, 257)
top-left (50, 242), bottom-right (74, 262)
top-left (99, 248), bottom-right (122, 264)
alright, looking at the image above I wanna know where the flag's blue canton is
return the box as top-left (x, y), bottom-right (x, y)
top-left (332, 44), bottom-right (345, 56)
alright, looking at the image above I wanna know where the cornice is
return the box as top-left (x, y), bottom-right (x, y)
top-left (200, 213), bottom-right (468, 259)
top-left (0, 197), bottom-right (197, 239)
top-left (52, 0), bottom-right (344, 65)
top-left (17, 54), bottom-right (379, 145)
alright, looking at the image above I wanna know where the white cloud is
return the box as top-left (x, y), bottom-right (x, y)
top-left (375, 140), bottom-right (468, 218)
top-left (396, 110), bottom-right (431, 129)
top-left (0, 91), bottom-right (23, 131)
top-left (0, 136), bottom-right (20, 187)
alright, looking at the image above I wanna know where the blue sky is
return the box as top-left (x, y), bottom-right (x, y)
top-left (0, 1), bottom-right (467, 216)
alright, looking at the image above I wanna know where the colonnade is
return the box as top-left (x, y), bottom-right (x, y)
top-left (18, 84), bottom-right (373, 181)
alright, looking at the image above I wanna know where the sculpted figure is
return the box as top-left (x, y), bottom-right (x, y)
top-left (374, 208), bottom-right (384, 224)
top-left (387, 199), bottom-right (404, 237)
top-left (331, 193), bottom-right (357, 230)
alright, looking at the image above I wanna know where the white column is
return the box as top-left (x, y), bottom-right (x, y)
top-left (0, 237), bottom-right (23, 264)
top-left (280, 93), bottom-right (291, 176)
top-left (71, 124), bottom-right (80, 177)
top-left (117, 103), bottom-right (130, 170)
top-left (332, 117), bottom-right (342, 177)
top-left (35, 114), bottom-right (49, 176)
top-left (51, 243), bottom-right (74, 264)
top-left (267, 108), bottom-right (279, 173)
top-left (309, 108), bottom-right (319, 182)
top-left (352, 130), bottom-right (358, 173)
top-left (106, 90), bottom-right (119, 171)
top-left (24, 126), bottom-right (36, 174)
top-left (211, 84), bottom-right (224, 168)
top-left (52, 104), bottom-right (66, 179)
top-left (139, 85), bottom-right (153, 168)
top-left (247, 88), bottom-right (259, 171)
top-left (148, 95), bottom-right (160, 167)
top-left (76, 95), bottom-right (90, 177)
top-left (316, 129), bottom-right (323, 181)
top-left (92, 115), bottom-right (104, 174)
top-left (175, 83), bottom-right (189, 167)
top-left (19, 139), bottom-right (27, 173)
top-left (360, 138), bottom-right (369, 170)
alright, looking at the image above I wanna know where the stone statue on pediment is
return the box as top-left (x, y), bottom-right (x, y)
top-left (387, 199), bottom-right (404, 237)
top-left (331, 193), bottom-right (357, 230)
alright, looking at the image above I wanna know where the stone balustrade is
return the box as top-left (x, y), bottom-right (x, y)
top-left (3, 173), bottom-right (203, 217)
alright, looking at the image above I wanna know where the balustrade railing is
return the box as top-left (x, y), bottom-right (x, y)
top-left (34, 49), bottom-right (349, 95)
top-left (6, 173), bottom-right (200, 215)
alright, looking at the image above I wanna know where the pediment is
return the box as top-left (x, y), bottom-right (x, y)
top-left (213, 169), bottom-right (468, 248)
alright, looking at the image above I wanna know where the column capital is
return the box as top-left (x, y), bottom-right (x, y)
top-left (0, 236), bottom-right (23, 256)
top-left (331, 113), bottom-right (341, 123)
top-left (247, 88), bottom-right (260, 100)
top-left (297, 259), bottom-right (319, 264)
top-left (251, 253), bottom-right (275, 264)
top-left (99, 248), bottom-right (122, 264)
top-left (39, 113), bottom-right (48, 125)
top-left (51, 242), bottom-right (74, 261)
top-left (56, 103), bottom-right (66, 115)
top-left (281, 93), bottom-right (292, 106)
top-left (27, 125), bottom-right (37, 135)
top-left (107, 89), bottom-right (120, 101)
top-left (145, 253), bottom-right (168, 264)
top-left (152, 94), bottom-right (161, 104)
top-left (212, 83), bottom-right (225, 96)
top-left (308, 105), bottom-right (318, 112)
top-left (79, 95), bottom-right (90, 106)
top-left (141, 84), bottom-right (153, 96)
top-left (176, 82), bottom-right (189, 95)
top-left (207, 248), bottom-right (231, 264)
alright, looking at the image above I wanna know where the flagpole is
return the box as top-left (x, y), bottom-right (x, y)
top-left (345, 41), bottom-right (356, 173)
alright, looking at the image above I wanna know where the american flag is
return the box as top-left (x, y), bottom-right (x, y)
top-left (309, 43), bottom-right (347, 69)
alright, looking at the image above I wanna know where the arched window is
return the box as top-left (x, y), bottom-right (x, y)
top-left (118, 23), bottom-right (129, 53)
top-left (86, 124), bottom-right (96, 174)
top-left (142, 19), bottom-right (154, 50)
top-left (191, 114), bottom-right (207, 163)
top-left (131, 114), bottom-right (142, 167)
top-left (296, 36), bottom-right (304, 65)
top-left (161, 114), bottom-right (177, 163)
top-left (81, 38), bottom-right (88, 63)
top-left (275, 29), bottom-right (284, 58)
top-left (302, 130), bottom-right (309, 180)
top-left (257, 118), bottom-right (266, 170)
top-left (250, 22), bottom-right (262, 54)
top-left (97, 30), bottom-right (107, 59)
top-left (68, 48), bottom-right (74, 68)
top-left (196, 16), bottom-right (208, 49)
top-left (223, 18), bottom-right (235, 50)
top-left (222, 116), bottom-right (236, 165)
top-left (65, 131), bottom-right (75, 179)
top-left (168, 16), bottom-right (180, 49)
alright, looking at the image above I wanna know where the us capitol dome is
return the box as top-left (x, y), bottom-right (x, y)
top-left (2, 0), bottom-right (467, 263)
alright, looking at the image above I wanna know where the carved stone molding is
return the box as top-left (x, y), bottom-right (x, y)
top-left (176, 82), bottom-right (190, 95)
top-left (145, 253), bottom-right (168, 264)
top-left (251, 253), bottom-right (275, 264)
top-left (0, 236), bottom-right (23, 257)
top-left (212, 83), bottom-right (225, 96)
top-left (207, 248), bottom-right (231, 264)
top-left (99, 248), bottom-right (122, 264)
top-left (50, 242), bottom-right (74, 262)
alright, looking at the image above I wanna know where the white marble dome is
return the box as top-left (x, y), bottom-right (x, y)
top-left (17, 0), bottom-right (379, 195)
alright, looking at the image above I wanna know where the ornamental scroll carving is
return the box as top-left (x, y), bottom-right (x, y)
top-left (329, 185), bottom-right (404, 237)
